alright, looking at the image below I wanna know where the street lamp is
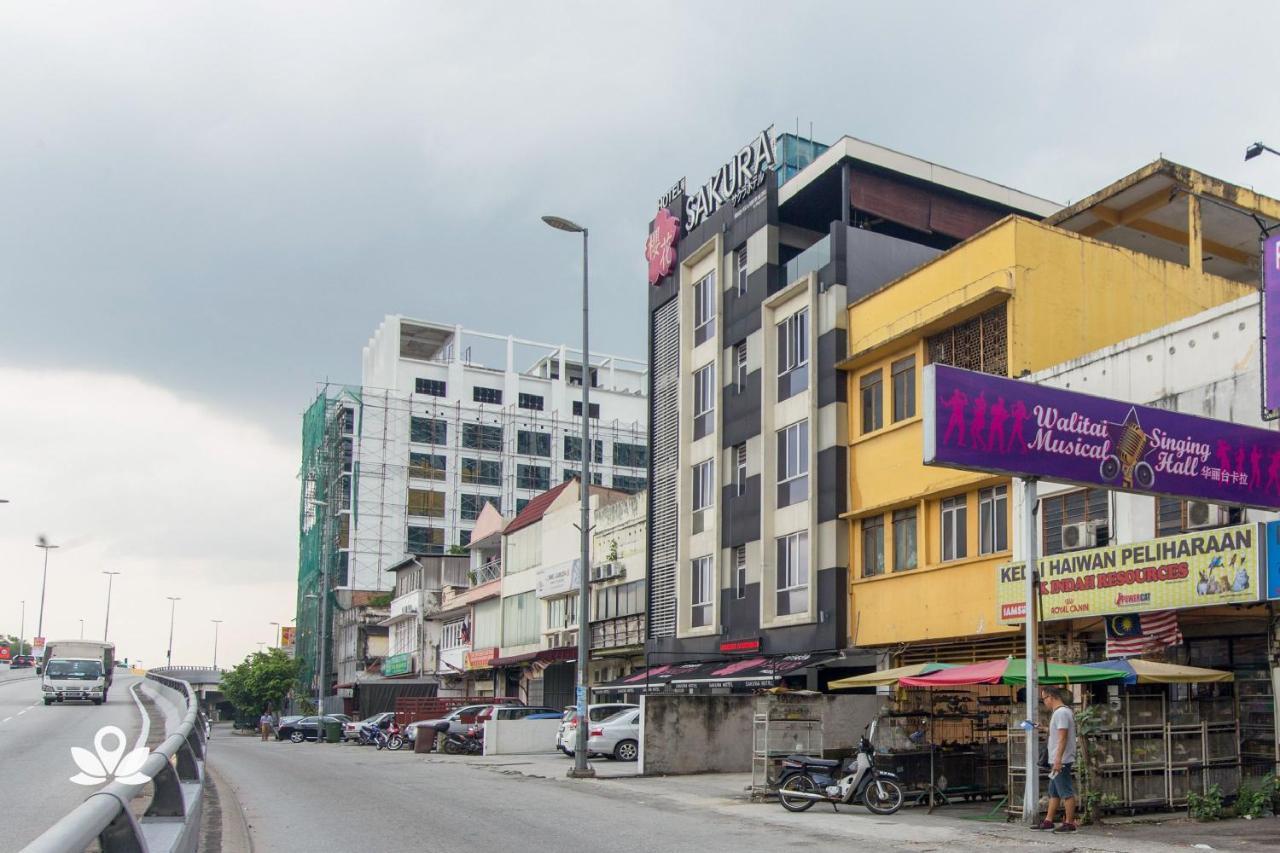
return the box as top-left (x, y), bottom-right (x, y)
top-left (542, 213), bottom-right (595, 779)
top-left (18, 601), bottom-right (25, 657)
top-left (78, 619), bottom-right (84, 639)
top-left (35, 537), bottom-right (59, 655)
top-left (165, 597), bottom-right (181, 666)
top-left (211, 619), bottom-right (223, 670)
top-left (102, 571), bottom-right (121, 642)
top-left (1245, 141), bottom-right (1280, 161)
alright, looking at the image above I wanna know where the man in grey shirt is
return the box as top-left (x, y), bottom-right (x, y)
top-left (1033, 687), bottom-right (1077, 833)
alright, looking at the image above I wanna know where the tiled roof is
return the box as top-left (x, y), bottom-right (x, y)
top-left (503, 479), bottom-right (575, 535)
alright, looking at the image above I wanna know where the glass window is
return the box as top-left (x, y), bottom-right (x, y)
top-left (518, 393), bottom-right (544, 411)
top-left (516, 464), bottom-right (550, 492)
top-left (693, 363), bottom-right (715, 439)
top-left (892, 508), bottom-right (918, 571)
top-left (692, 460), bottom-right (714, 511)
top-left (693, 272), bottom-right (716, 346)
top-left (517, 430), bottom-right (551, 457)
top-left (734, 545), bottom-right (747, 599)
top-left (408, 488), bottom-right (445, 518)
top-left (501, 592), bottom-right (538, 646)
top-left (415, 378), bottom-right (446, 397)
top-left (891, 356), bottom-right (916, 422)
top-left (862, 516), bottom-right (884, 578)
top-left (941, 495), bottom-right (968, 561)
top-left (1041, 488), bottom-right (1109, 556)
top-left (460, 494), bottom-right (499, 521)
top-left (462, 423), bottom-right (503, 451)
top-left (562, 469), bottom-right (603, 485)
top-left (736, 246), bottom-right (748, 296)
top-left (473, 386), bottom-right (503, 405)
top-left (458, 529), bottom-right (471, 547)
top-left (734, 443), bottom-right (747, 496)
top-left (407, 526), bottom-right (443, 555)
top-left (776, 531), bottom-right (809, 616)
top-left (777, 309), bottom-right (809, 400)
top-left (409, 452), bottom-right (446, 480)
top-left (563, 436), bottom-right (603, 463)
top-left (734, 341), bottom-right (748, 392)
top-left (1156, 496), bottom-right (1184, 537)
top-left (979, 485), bottom-right (1009, 554)
top-left (571, 400), bottom-right (601, 419)
top-left (442, 620), bottom-right (466, 650)
top-left (691, 556), bottom-right (713, 628)
top-left (515, 498), bottom-right (531, 513)
top-left (613, 442), bottom-right (648, 468)
top-left (410, 416), bottom-right (447, 445)
top-left (461, 458), bottom-right (501, 486)
top-left (613, 475), bottom-right (646, 494)
top-left (776, 420), bottom-right (808, 508)
top-left (860, 370), bottom-right (883, 434)
top-left (546, 593), bottom-right (580, 630)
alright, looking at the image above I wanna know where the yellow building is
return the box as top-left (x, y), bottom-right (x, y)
top-left (840, 160), bottom-right (1274, 659)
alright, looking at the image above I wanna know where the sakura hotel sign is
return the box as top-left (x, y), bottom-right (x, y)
top-left (922, 364), bottom-right (1280, 510)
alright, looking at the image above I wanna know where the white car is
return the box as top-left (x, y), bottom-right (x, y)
top-left (557, 703), bottom-right (637, 755)
top-left (586, 708), bottom-right (641, 761)
top-left (406, 704), bottom-right (516, 743)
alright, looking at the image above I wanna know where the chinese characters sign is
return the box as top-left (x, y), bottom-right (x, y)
top-left (1265, 233), bottom-right (1280, 411)
top-left (646, 207), bottom-right (680, 285)
top-left (997, 524), bottom-right (1261, 623)
top-left (923, 364), bottom-right (1280, 510)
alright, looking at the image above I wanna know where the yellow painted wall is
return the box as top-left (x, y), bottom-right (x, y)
top-left (845, 216), bottom-right (1255, 648)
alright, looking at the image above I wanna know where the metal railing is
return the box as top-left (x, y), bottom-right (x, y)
top-left (22, 672), bottom-right (209, 853)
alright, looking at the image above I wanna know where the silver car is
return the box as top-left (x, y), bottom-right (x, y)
top-left (557, 703), bottom-right (637, 755)
top-left (586, 708), bottom-right (641, 761)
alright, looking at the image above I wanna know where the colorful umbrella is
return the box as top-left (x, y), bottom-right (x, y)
top-left (1080, 659), bottom-right (1233, 684)
top-left (826, 662), bottom-right (954, 689)
top-left (900, 657), bottom-right (1128, 687)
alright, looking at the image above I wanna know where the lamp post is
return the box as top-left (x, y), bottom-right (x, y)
top-left (543, 213), bottom-right (595, 779)
top-left (35, 537), bottom-right (59, 651)
top-left (102, 571), bottom-right (121, 642)
top-left (165, 597), bottom-right (181, 666)
top-left (18, 601), bottom-right (24, 657)
top-left (1245, 141), bottom-right (1280, 161)
top-left (211, 619), bottom-right (223, 670)
top-left (78, 619), bottom-right (84, 639)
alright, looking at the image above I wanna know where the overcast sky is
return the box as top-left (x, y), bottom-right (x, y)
top-left (2, 1), bottom-right (1278, 667)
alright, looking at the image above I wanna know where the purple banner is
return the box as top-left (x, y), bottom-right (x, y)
top-left (1265, 233), bottom-right (1280, 412)
top-left (923, 363), bottom-right (1280, 510)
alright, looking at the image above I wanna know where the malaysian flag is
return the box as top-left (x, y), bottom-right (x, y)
top-left (1105, 610), bottom-right (1183, 657)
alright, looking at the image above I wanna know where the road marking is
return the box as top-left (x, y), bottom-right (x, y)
top-left (17, 709), bottom-right (27, 715)
top-left (2, 717), bottom-right (10, 723)
top-left (129, 681), bottom-right (151, 751)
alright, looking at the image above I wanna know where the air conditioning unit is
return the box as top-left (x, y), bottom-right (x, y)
top-left (1185, 501), bottom-right (1225, 531)
top-left (605, 563), bottom-right (625, 580)
top-left (590, 565), bottom-right (605, 582)
top-left (1061, 521), bottom-right (1106, 551)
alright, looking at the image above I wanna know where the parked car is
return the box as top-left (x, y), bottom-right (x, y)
top-left (343, 711), bottom-right (395, 742)
top-left (587, 708), bottom-right (641, 761)
top-left (10, 655), bottom-right (35, 669)
top-left (405, 703), bottom-right (521, 743)
top-left (557, 703), bottom-right (637, 755)
top-left (277, 715), bottom-right (347, 743)
top-left (476, 705), bottom-right (559, 725)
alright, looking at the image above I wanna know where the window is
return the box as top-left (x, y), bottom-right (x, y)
top-left (693, 271), bottom-right (716, 346)
top-left (733, 341), bottom-right (748, 392)
top-left (734, 545), bottom-right (747, 600)
top-left (979, 485), bottom-right (1008, 554)
top-left (926, 304), bottom-right (1008, 376)
top-left (613, 475), bottom-right (647, 494)
top-left (339, 407), bottom-right (355, 434)
top-left (410, 416), bottom-right (447, 445)
top-left (473, 386), bottom-right (503, 405)
top-left (408, 488), bottom-right (445, 518)
top-left (777, 309), bottom-right (809, 400)
top-left (692, 459), bottom-right (714, 511)
top-left (518, 393), bottom-right (544, 411)
top-left (460, 494), bottom-right (499, 521)
top-left (693, 363), bottom-right (715, 439)
top-left (613, 442), bottom-right (648, 468)
top-left (501, 592), bottom-right (538, 647)
top-left (571, 400), bottom-right (601, 419)
top-left (593, 579), bottom-right (645, 620)
top-left (409, 452), bottom-right (446, 480)
top-left (516, 464), bottom-right (550, 492)
top-left (516, 498), bottom-right (531, 513)
top-left (461, 458), bottom-right (501, 486)
top-left (562, 469), bottom-right (603, 485)
top-left (941, 495), bottom-right (968, 561)
top-left (734, 443), bottom-right (747, 496)
top-left (563, 436), bottom-right (603, 463)
top-left (735, 246), bottom-right (748, 296)
top-left (407, 526), bottom-right (443, 555)
top-left (442, 620), bottom-right (466, 650)
top-left (860, 370), bottom-right (883, 434)
top-left (1042, 488), bottom-right (1109, 556)
top-left (415, 378), bottom-right (446, 397)
top-left (776, 531), bottom-right (809, 616)
top-left (862, 516), bottom-right (884, 578)
top-left (892, 508), bottom-right (918, 571)
top-left (1156, 496), bottom-right (1185, 538)
top-left (776, 420), bottom-right (808, 508)
top-left (458, 529), bottom-right (471, 548)
top-left (547, 593), bottom-right (580, 630)
top-left (891, 356), bottom-right (916, 422)
top-left (691, 556), bottom-right (713, 628)
top-left (517, 430), bottom-right (551, 457)
top-left (462, 423), bottom-right (503, 451)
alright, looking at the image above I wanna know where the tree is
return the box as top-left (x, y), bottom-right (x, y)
top-left (220, 648), bottom-right (300, 717)
top-left (2, 635), bottom-right (32, 656)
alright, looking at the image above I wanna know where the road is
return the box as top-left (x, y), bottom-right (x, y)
top-left (0, 666), bottom-right (145, 852)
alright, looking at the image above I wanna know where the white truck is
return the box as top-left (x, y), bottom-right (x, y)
top-left (40, 640), bottom-right (115, 705)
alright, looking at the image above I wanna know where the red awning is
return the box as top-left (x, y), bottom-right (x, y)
top-left (491, 647), bottom-right (577, 668)
top-left (899, 659), bottom-right (1008, 687)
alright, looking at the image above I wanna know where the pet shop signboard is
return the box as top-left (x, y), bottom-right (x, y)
top-left (923, 364), bottom-right (1280, 510)
top-left (997, 524), bottom-right (1261, 624)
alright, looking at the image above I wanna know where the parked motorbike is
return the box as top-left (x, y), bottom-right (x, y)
top-left (776, 722), bottom-right (904, 815)
top-left (433, 721), bottom-right (483, 755)
top-left (374, 721), bottom-right (405, 751)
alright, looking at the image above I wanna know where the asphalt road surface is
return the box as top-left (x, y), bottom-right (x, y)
top-left (0, 666), bottom-right (144, 851)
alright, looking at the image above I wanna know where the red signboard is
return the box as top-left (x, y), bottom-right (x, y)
top-left (719, 638), bottom-right (761, 654)
top-left (0, 644), bottom-right (10, 662)
top-left (645, 207), bottom-right (680, 285)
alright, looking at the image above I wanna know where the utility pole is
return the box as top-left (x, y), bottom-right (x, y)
top-left (211, 619), bottom-right (223, 670)
top-left (19, 601), bottom-right (25, 656)
top-left (1021, 477), bottom-right (1040, 826)
top-left (166, 597), bottom-right (181, 666)
top-left (102, 571), bottom-right (121, 642)
top-left (35, 537), bottom-right (59, 652)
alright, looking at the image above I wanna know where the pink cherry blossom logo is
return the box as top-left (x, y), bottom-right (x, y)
top-left (646, 207), bottom-right (681, 285)
top-left (70, 726), bottom-right (152, 786)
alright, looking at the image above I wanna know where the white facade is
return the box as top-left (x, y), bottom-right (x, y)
top-left (344, 316), bottom-right (649, 591)
top-left (1012, 294), bottom-right (1276, 560)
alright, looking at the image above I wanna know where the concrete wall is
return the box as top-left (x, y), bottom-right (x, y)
top-left (638, 693), bottom-right (882, 775)
top-left (482, 718), bottom-right (561, 755)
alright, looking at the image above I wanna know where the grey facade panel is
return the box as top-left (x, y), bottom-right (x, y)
top-left (722, 370), bottom-right (761, 449)
top-left (845, 226), bottom-right (942, 305)
top-left (647, 297), bottom-right (680, 639)
top-left (720, 475), bottom-right (761, 549)
top-left (816, 445), bottom-right (847, 523)
top-left (816, 327), bottom-right (847, 407)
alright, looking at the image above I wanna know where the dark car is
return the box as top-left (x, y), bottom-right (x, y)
top-left (277, 714), bottom-right (348, 743)
top-left (10, 655), bottom-right (35, 669)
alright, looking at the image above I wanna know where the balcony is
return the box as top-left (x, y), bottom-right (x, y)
top-left (590, 614), bottom-right (645, 651)
top-left (782, 235), bottom-right (830, 288)
top-left (470, 560), bottom-right (501, 586)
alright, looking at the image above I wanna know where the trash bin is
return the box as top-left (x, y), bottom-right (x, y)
top-left (324, 719), bottom-right (342, 743)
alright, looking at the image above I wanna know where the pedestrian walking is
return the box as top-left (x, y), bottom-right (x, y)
top-left (1032, 686), bottom-right (1078, 833)
top-left (259, 710), bottom-right (272, 742)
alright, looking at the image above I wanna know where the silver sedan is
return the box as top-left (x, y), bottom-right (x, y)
top-left (585, 708), bottom-right (641, 761)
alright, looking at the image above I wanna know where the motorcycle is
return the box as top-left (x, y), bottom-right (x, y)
top-left (374, 720), bottom-right (405, 751)
top-left (432, 720), bottom-right (483, 755)
top-left (776, 722), bottom-right (904, 815)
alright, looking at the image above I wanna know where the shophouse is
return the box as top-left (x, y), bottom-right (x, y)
top-left (374, 554), bottom-right (469, 699)
top-left (642, 128), bottom-right (1057, 688)
top-left (588, 491), bottom-right (648, 696)
top-left (841, 159), bottom-right (1269, 666)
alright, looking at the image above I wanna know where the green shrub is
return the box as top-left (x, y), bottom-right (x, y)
top-left (1188, 784), bottom-right (1224, 822)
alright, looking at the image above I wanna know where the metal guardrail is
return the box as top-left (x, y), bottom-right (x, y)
top-left (22, 672), bottom-right (210, 853)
